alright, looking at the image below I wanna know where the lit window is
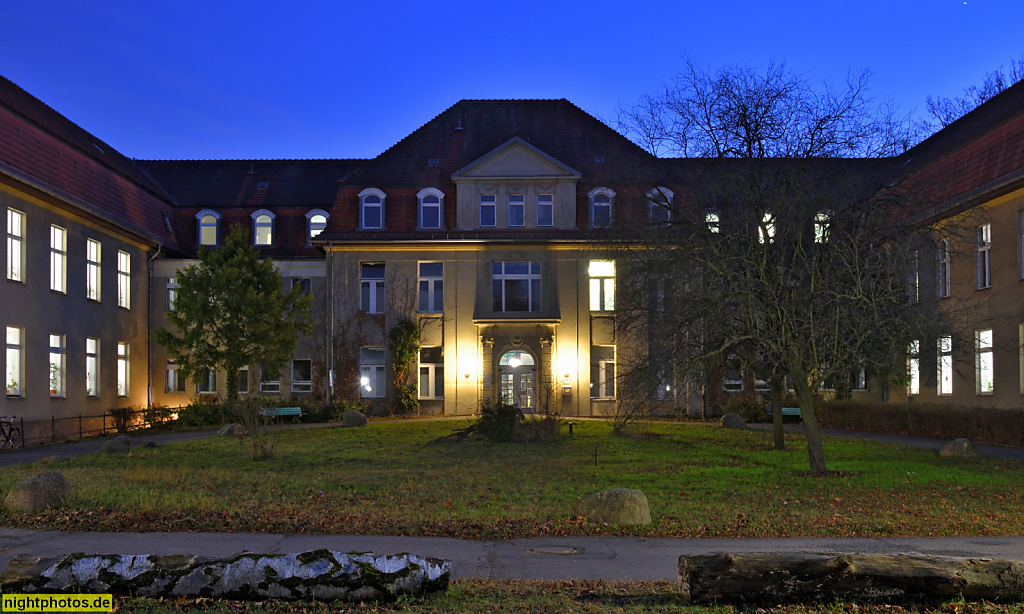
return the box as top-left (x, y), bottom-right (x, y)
top-left (7, 208), bottom-right (25, 282)
top-left (508, 194), bottom-right (525, 227)
top-left (117, 342), bottom-right (129, 397)
top-left (759, 212), bottom-right (775, 244)
top-left (492, 261), bottom-right (541, 312)
top-left (196, 210), bottom-right (220, 247)
top-left (49, 333), bottom-right (64, 397)
top-left (588, 260), bottom-right (615, 312)
top-left (938, 335), bottom-right (953, 396)
top-left (977, 329), bottom-right (993, 395)
top-left (166, 277), bottom-right (178, 310)
top-left (291, 359), bottom-right (312, 393)
top-left (50, 225), bottom-right (66, 293)
top-left (908, 341), bottom-right (920, 396)
top-left (252, 210), bottom-right (274, 246)
top-left (590, 346), bottom-right (616, 398)
top-left (196, 367), bottom-right (216, 394)
top-left (814, 212), bottom-right (830, 243)
top-left (360, 263), bottom-right (385, 314)
top-left (306, 209), bottom-right (329, 240)
top-left (6, 326), bottom-right (22, 397)
top-left (705, 211), bottom-right (720, 233)
top-left (166, 360), bottom-right (185, 393)
top-left (417, 189), bottom-right (443, 230)
top-left (117, 251), bottom-right (130, 309)
top-left (360, 346), bottom-right (386, 398)
top-left (359, 189), bottom-right (385, 230)
top-left (937, 239), bottom-right (951, 298)
top-left (908, 250), bottom-right (919, 304)
top-left (418, 346), bottom-right (444, 400)
top-left (647, 187), bottom-right (673, 225)
top-left (589, 189), bottom-right (614, 228)
top-left (977, 224), bottom-right (991, 289)
top-left (86, 338), bottom-right (99, 396)
top-left (418, 262), bottom-right (443, 313)
top-left (537, 194), bottom-right (553, 227)
top-left (479, 194), bottom-right (496, 227)
top-left (86, 239), bottom-right (101, 301)
top-left (259, 363), bottom-right (279, 393)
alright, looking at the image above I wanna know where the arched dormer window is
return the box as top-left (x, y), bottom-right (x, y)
top-left (589, 188), bottom-right (615, 228)
top-left (647, 187), bottom-right (674, 226)
top-left (359, 188), bottom-right (386, 230)
top-left (417, 188), bottom-right (444, 230)
top-left (251, 209), bottom-right (275, 246)
top-left (305, 209), bottom-right (329, 243)
top-left (196, 210), bottom-right (221, 247)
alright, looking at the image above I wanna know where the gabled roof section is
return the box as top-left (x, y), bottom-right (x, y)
top-left (451, 137), bottom-right (581, 180)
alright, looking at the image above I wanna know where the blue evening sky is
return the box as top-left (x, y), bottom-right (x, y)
top-left (4, 0), bottom-right (1023, 160)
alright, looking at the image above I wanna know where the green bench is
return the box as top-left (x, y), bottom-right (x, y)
top-left (768, 406), bottom-right (802, 418)
top-left (260, 407), bottom-right (304, 420)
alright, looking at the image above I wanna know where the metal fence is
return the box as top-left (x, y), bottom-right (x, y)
top-left (15, 407), bottom-right (176, 448)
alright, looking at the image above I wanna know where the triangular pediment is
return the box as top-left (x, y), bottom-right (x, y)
top-left (452, 137), bottom-right (581, 180)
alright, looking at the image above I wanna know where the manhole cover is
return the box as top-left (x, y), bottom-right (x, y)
top-left (526, 547), bottom-right (584, 555)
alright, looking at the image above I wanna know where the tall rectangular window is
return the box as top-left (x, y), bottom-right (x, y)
top-left (537, 194), bottom-right (553, 227)
top-left (259, 363), bottom-right (280, 393)
top-left (166, 277), bottom-right (178, 310)
top-left (508, 194), bottom-right (525, 227)
top-left (418, 262), bottom-right (443, 313)
top-left (938, 335), bottom-right (953, 396)
top-left (479, 194), bottom-right (496, 227)
top-left (360, 263), bottom-right (385, 314)
top-left (237, 365), bottom-right (249, 394)
top-left (291, 359), bottom-right (312, 393)
top-left (588, 260), bottom-right (615, 311)
top-left (976, 329), bottom-right (993, 395)
top-left (908, 250), bottom-right (919, 304)
top-left (814, 212), bottom-right (830, 243)
top-left (360, 346), bottom-right (386, 398)
top-left (86, 239), bottom-right (101, 301)
top-left (6, 326), bottom-right (22, 397)
top-left (977, 224), bottom-right (991, 289)
top-left (908, 340), bottom-right (920, 396)
top-left (166, 360), bottom-right (185, 393)
top-left (50, 225), bottom-right (66, 293)
top-left (85, 338), bottom-right (99, 396)
top-left (117, 342), bottom-right (129, 397)
top-left (418, 346), bottom-right (444, 399)
top-left (590, 346), bottom-right (616, 399)
top-left (196, 367), bottom-right (216, 394)
top-left (492, 261), bottom-right (541, 312)
top-left (937, 239), bottom-right (950, 298)
top-left (759, 212), bottom-right (775, 244)
top-left (117, 251), bottom-right (131, 308)
top-left (7, 208), bottom-right (24, 282)
top-left (49, 333), bottom-right (64, 397)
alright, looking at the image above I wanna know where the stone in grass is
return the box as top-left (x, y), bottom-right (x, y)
top-left (940, 438), bottom-right (979, 458)
top-left (100, 435), bottom-right (130, 454)
top-left (343, 409), bottom-right (368, 427)
top-left (720, 413), bottom-right (747, 429)
top-left (574, 488), bottom-right (652, 525)
top-left (41, 455), bottom-right (64, 464)
top-left (217, 423), bottom-right (247, 437)
top-left (4, 471), bottom-right (73, 512)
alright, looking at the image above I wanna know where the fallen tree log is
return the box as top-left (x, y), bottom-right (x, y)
top-left (678, 553), bottom-right (1024, 604)
top-left (3, 549), bottom-right (450, 602)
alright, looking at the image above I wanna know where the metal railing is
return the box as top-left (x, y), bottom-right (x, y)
top-left (15, 407), bottom-right (178, 449)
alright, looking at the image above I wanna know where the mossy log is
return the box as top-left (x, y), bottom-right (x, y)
top-left (678, 553), bottom-right (1024, 604)
top-left (3, 549), bottom-right (450, 602)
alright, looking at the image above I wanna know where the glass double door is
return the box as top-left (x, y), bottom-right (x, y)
top-left (498, 350), bottom-right (535, 411)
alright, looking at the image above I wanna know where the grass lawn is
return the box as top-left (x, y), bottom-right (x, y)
top-left (1, 420), bottom-right (1022, 539)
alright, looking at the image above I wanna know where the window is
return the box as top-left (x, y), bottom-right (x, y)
top-left (117, 342), bottom-right (129, 397)
top-left (117, 251), bottom-right (130, 309)
top-left (590, 189), bottom-right (614, 228)
top-left (292, 277), bottom-right (311, 295)
top-left (166, 277), bottom-right (178, 310)
top-left (589, 260), bottom-right (615, 312)
top-left (237, 365), bottom-right (249, 394)
top-left (937, 239), bottom-right (951, 298)
top-left (418, 346), bottom-right (444, 399)
top-left (723, 370), bottom-right (744, 393)
top-left (50, 225), bottom-right (66, 293)
top-left (418, 262), bottom-right (443, 313)
top-left (976, 329), bottom-right (994, 395)
top-left (705, 211), bottom-right (720, 234)
top-left (291, 359), bottom-right (312, 393)
top-left (417, 189), bottom-right (443, 230)
top-left (360, 263), bottom-right (385, 314)
top-left (252, 210), bottom-right (274, 246)
top-left (196, 367), bottom-right (216, 394)
top-left (759, 212), bottom-right (775, 244)
top-left (7, 208), bottom-right (24, 282)
top-left (197, 211), bottom-right (220, 247)
top-left (259, 363), bottom-right (279, 393)
top-left (813, 212), bottom-right (830, 243)
top-left (938, 335), bottom-right (953, 396)
top-left (6, 326), bottom-right (22, 397)
top-left (49, 333), bottom-right (64, 397)
top-left (508, 194), bottom-right (525, 227)
top-left (851, 367), bottom-right (867, 391)
top-left (479, 194), bottom-right (496, 227)
top-left (359, 189), bottom-right (385, 229)
top-left (908, 250), bottom-right (919, 304)
top-left (85, 338), bottom-right (99, 396)
top-left (85, 239), bottom-right (101, 301)
top-left (360, 346), bottom-right (386, 398)
top-left (166, 360), bottom-right (185, 393)
top-left (306, 209), bottom-right (329, 241)
top-left (537, 194), bottom-right (553, 227)
top-left (590, 346), bottom-right (616, 398)
top-left (908, 340), bottom-right (920, 396)
top-left (492, 261), bottom-right (541, 312)
top-left (647, 187), bottom-right (673, 225)
top-left (977, 224), bottom-right (991, 290)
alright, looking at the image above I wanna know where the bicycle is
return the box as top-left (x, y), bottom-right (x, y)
top-left (0, 416), bottom-right (23, 450)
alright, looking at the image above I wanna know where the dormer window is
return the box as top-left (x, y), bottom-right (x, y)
top-left (479, 194), bottom-right (496, 227)
top-left (417, 188), bottom-right (444, 230)
top-left (196, 210), bottom-right (221, 247)
top-left (589, 188), bottom-right (614, 228)
top-left (251, 209), bottom-right (275, 246)
top-left (508, 194), bottom-right (525, 227)
top-left (537, 194), bottom-right (553, 227)
top-left (306, 209), bottom-right (329, 242)
top-left (359, 188), bottom-right (386, 230)
top-left (647, 187), bottom-right (673, 225)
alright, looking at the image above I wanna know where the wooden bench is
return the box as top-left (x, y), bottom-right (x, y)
top-left (260, 407), bottom-right (304, 420)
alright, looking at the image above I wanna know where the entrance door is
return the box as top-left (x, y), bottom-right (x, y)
top-left (498, 350), bottom-right (536, 411)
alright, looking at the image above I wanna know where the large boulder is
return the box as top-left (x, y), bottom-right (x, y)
top-left (4, 471), bottom-right (73, 512)
top-left (217, 423), bottom-right (247, 437)
top-left (721, 413), bottom-right (747, 429)
top-left (940, 437), bottom-right (979, 457)
top-left (516, 418), bottom-right (561, 443)
top-left (343, 410), bottom-right (368, 427)
top-left (574, 488), bottom-right (651, 525)
top-left (100, 435), bottom-right (131, 454)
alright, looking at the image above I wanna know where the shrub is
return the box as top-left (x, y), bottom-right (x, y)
top-left (109, 406), bottom-right (139, 433)
top-left (723, 399), bottom-right (767, 423)
top-left (303, 399), bottom-right (368, 423)
top-left (175, 399), bottom-right (225, 427)
top-left (475, 400), bottom-right (523, 442)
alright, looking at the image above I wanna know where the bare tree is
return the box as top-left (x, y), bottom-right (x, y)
top-left (926, 55), bottom-right (1024, 128)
